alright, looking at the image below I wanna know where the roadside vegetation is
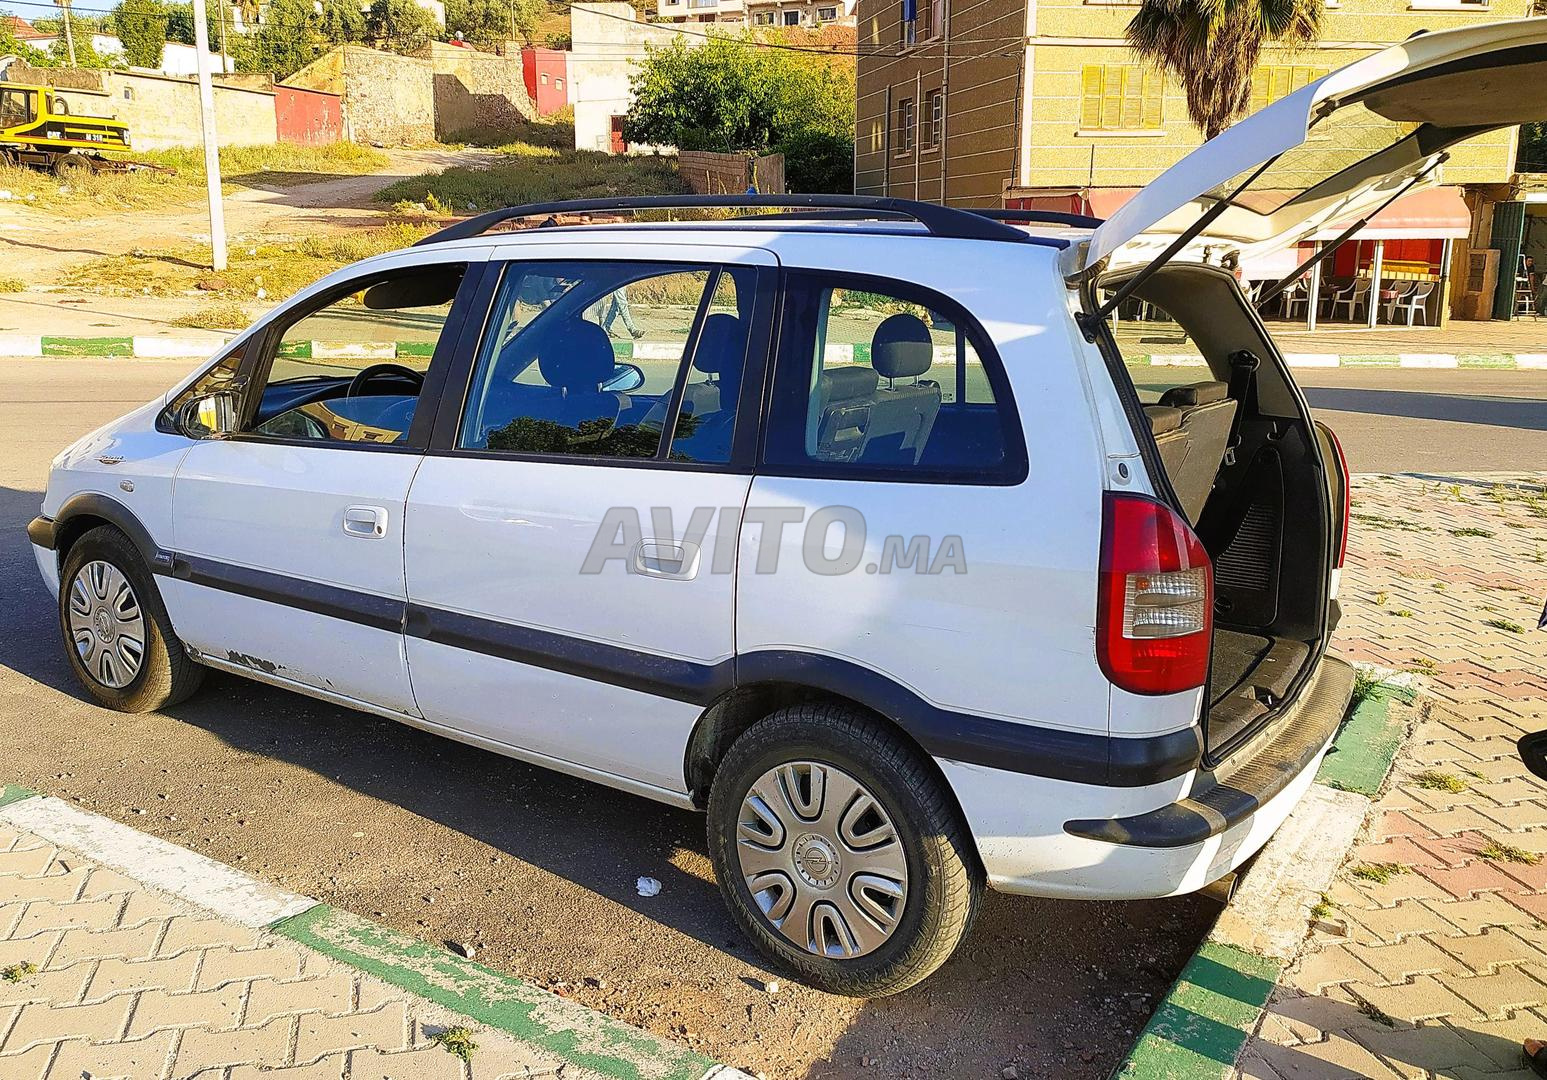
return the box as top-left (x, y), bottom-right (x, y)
top-left (0, 142), bottom-right (388, 211)
top-left (376, 117), bottom-right (687, 214)
top-left (61, 222), bottom-right (435, 304)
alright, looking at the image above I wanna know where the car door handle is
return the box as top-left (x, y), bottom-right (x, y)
top-left (631, 539), bottom-right (700, 580)
top-left (342, 505), bottom-right (388, 539)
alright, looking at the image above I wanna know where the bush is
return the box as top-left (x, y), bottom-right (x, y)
top-left (776, 129), bottom-right (853, 194)
top-left (623, 33), bottom-right (853, 154)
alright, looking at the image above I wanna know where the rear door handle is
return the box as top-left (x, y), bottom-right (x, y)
top-left (342, 505), bottom-right (388, 539)
top-left (631, 539), bottom-right (700, 580)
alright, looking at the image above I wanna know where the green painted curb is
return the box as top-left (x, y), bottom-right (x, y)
top-left (1316, 685), bottom-right (1414, 796)
top-left (1116, 942), bottom-right (1281, 1080)
top-left (42, 336), bottom-right (133, 357)
top-left (0, 785), bottom-right (37, 809)
top-left (270, 904), bottom-right (715, 1080)
top-left (1458, 353), bottom-right (1516, 369)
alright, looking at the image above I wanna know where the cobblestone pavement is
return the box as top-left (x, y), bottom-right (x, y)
top-left (0, 824), bottom-right (578, 1079)
top-left (1238, 471), bottom-right (1547, 1080)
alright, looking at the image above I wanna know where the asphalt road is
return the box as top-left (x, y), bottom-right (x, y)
top-left (3, 359), bottom-right (1543, 1077)
top-left (0, 357), bottom-right (1211, 1078)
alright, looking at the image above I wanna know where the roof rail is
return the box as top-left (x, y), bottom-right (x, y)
top-left (969, 208), bottom-right (1105, 229)
top-left (411, 194), bottom-right (1036, 247)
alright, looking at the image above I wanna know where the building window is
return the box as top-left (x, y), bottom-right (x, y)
top-left (900, 0), bottom-right (939, 44)
top-left (754, 9), bottom-right (775, 21)
top-left (900, 0), bottom-right (914, 44)
top-left (783, 9), bottom-right (801, 23)
top-left (1079, 65), bottom-right (1163, 131)
top-left (540, 73), bottom-right (549, 84)
top-left (555, 78), bottom-right (563, 90)
top-left (817, 4), bottom-right (837, 18)
top-left (1248, 64), bottom-right (1331, 112)
top-left (926, 89), bottom-right (943, 148)
top-left (895, 97), bottom-right (915, 155)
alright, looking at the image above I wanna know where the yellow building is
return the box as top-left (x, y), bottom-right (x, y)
top-left (854, 0), bottom-right (1538, 321)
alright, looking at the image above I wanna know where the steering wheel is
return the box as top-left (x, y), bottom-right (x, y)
top-left (346, 363), bottom-right (424, 397)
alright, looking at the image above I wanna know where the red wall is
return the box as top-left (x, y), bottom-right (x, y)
top-left (521, 48), bottom-right (570, 116)
top-left (274, 86), bottom-right (343, 146)
top-left (1331, 238), bottom-right (1444, 277)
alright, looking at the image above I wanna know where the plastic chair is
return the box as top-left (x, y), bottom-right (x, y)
top-left (1379, 281), bottom-right (1414, 323)
top-left (1280, 278), bottom-right (1309, 319)
top-left (1331, 278), bottom-right (1372, 322)
top-left (1392, 281), bottom-right (1435, 326)
top-left (1319, 279), bottom-right (1352, 317)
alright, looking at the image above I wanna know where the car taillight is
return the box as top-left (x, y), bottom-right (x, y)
top-left (1325, 425), bottom-right (1350, 569)
top-left (1097, 492), bottom-right (1213, 696)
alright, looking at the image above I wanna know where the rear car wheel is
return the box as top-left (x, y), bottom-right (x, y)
top-left (59, 526), bottom-right (203, 712)
top-left (706, 703), bottom-right (982, 997)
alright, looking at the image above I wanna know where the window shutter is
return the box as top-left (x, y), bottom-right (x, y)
top-left (1080, 66), bottom-right (1104, 129)
top-left (1141, 69), bottom-right (1162, 128)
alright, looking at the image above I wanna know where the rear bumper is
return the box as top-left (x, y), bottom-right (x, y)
top-left (1065, 656), bottom-right (1354, 848)
top-left (942, 655), bottom-right (1352, 900)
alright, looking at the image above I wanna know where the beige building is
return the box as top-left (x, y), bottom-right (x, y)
top-left (855, 0), bottom-right (1536, 319)
top-left (654, 0), bottom-right (856, 28)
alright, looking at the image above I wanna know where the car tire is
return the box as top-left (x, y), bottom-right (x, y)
top-left (58, 526), bottom-right (204, 713)
top-left (706, 703), bottom-right (982, 997)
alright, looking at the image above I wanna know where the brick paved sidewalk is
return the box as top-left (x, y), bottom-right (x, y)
top-left (0, 798), bottom-right (722, 1080)
top-left (1237, 471), bottom-right (1547, 1080)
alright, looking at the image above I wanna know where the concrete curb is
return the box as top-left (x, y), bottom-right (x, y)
top-left (5, 335), bottom-right (1547, 369)
top-left (1114, 669), bottom-right (1419, 1079)
top-left (0, 784), bottom-right (750, 1080)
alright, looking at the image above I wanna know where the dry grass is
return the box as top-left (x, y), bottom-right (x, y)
top-left (1413, 770), bottom-right (1468, 794)
top-left (1479, 840), bottom-right (1540, 865)
top-left (1349, 862), bottom-right (1407, 885)
top-left (376, 118), bottom-right (686, 215)
top-left (0, 143), bottom-right (388, 211)
top-left (62, 223), bottom-right (437, 304)
top-left (170, 300), bottom-right (257, 331)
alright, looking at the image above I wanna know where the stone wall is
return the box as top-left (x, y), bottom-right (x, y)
top-left (417, 41), bottom-right (535, 140)
top-left (9, 63), bottom-right (277, 151)
top-left (287, 44), bottom-right (533, 147)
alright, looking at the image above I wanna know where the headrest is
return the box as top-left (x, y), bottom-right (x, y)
top-left (1159, 381), bottom-right (1229, 408)
top-left (871, 313), bottom-right (933, 379)
top-left (1145, 405), bottom-right (1183, 436)
top-left (820, 366), bottom-right (880, 403)
top-left (692, 314), bottom-right (743, 376)
top-left (538, 320), bottom-right (617, 392)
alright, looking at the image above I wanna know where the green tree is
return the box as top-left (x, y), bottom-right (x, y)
top-left (112, 0), bottom-right (169, 67)
top-left (367, 0), bottom-right (439, 54)
top-left (317, 0), bottom-right (366, 44)
top-left (238, 0), bottom-right (323, 78)
top-left (1522, 124), bottom-right (1547, 172)
top-left (444, 0), bottom-right (541, 48)
top-left (624, 34), bottom-right (852, 152)
top-left (1126, 0), bottom-right (1321, 139)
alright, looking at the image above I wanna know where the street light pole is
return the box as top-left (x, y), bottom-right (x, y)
top-left (191, 0), bottom-right (227, 271)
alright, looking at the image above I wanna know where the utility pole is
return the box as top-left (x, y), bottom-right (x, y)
top-left (191, 0), bottom-right (227, 271)
top-left (216, 0), bottom-right (230, 71)
top-left (58, 0), bottom-right (77, 66)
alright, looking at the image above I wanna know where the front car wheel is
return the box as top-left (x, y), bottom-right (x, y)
top-left (58, 526), bottom-right (204, 712)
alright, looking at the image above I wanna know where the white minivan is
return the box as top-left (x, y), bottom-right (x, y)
top-left (29, 20), bottom-right (1545, 995)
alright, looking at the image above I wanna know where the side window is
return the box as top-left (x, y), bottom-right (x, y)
top-left (457, 261), bottom-right (752, 465)
top-left (763, 274), bottom-right (1017, 479)
top-left (245, 265), bottom-right (465, 445)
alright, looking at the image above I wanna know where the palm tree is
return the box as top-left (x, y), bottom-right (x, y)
top-left (1127, 0), bottom-right (1322, 140)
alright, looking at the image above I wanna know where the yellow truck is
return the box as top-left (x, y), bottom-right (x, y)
top-left (0, 81), bottom-right (132, 176)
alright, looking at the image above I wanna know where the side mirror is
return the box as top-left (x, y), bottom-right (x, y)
top-left (602, 362), bottom-right (646, 394)
top-left (178, 391), bottom-right (240, 439)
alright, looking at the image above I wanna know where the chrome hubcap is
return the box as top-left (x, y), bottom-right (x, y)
top-left (67, 560), bottom-right (145, 689)
top-left (736, 762), bottom-right (908, 959)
